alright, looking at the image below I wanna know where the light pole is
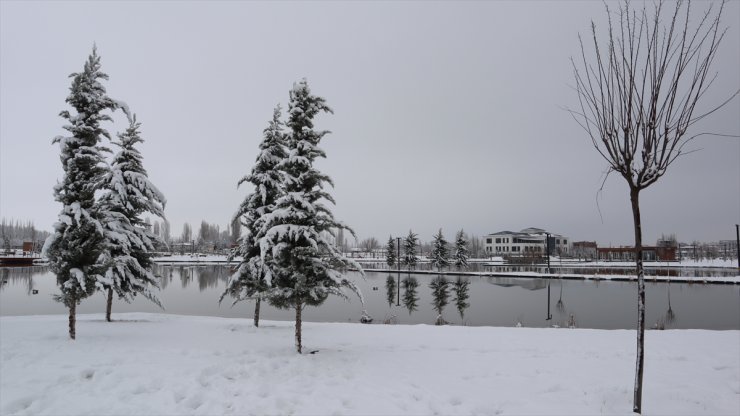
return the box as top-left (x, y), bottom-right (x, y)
top-left (396, 236), bottom-right (402, 306)
top-left (545, 232), bottom-right (552, 321)
top-left (735, 224), bottom-right (739, 271)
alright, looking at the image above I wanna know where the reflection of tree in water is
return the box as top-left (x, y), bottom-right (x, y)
top-left (0, 268), bottom-right (8, 292)
top-left (453, 276), bottom-right (470, 321)
top-left (402, 276), bottom-right (419, 314)
top-left (196, 266), bottom-right (228, 292)
top-left (179, 266), bottom-right (192, 289)
top-left (385, 275), bottom-right (396, 307)
top-left (0, 266), bottom-right (48, 294)
top-left (556, 279), bottom-right (565, 314)
top-left (152, 265), bottom-right (173, 290)
top-left (664, 283), bottom-right (676, 326)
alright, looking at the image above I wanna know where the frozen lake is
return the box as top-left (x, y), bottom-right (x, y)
top-left (1, 265), bottom-right (738, 330)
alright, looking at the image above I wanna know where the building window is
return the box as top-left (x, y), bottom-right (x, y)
top-left (487, 238), bottom-right (492, 244)
top-left (563, 240), bottom-right (567, 245)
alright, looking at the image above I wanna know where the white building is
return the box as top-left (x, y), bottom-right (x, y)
top-left (484, 227), bottom-right (570, 256)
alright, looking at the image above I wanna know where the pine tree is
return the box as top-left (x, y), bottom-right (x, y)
top-left (430, 229), bottom-right (450, 271)
top-left (402, 230), bottom-right (419, 270)
top-left (385, 236), bottom-right (397, 268)
top-left (220, 105), bottom-right (287, 328)
top-left (42, 46), bottom-right (120, 339)
top-left (429, 276), bottom-right (449, 324)
top-left (401, 276), bottom-right (419, 314)
top-left (97, 113), bottom-right (167, 322)
top-left (453, 276), bottom-right (470, 321)
top-left (258, 80), bottom-right (363, 353)
top-left (454, 229), bottom-right (469, 269)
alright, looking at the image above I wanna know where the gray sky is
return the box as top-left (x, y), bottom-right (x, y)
top-left (1, 1), bottom-right (738, 246)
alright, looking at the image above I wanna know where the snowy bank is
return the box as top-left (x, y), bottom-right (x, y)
top-left (1, 313), bottom-right (737, 415)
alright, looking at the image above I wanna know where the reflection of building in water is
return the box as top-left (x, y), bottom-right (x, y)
top-left (486, 277), bottom-right (548, 291)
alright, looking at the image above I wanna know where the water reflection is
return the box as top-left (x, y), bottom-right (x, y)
top-left (402, 276), bottom-right (419, 314)
top-left (452, 277), bottom-right (470, 322)
top-left (429, 276), bottom-right (450, 325)
top-left (385, 275), bottom-right (396, 307)
top-left (356, 261), bottom-right (737, 278)
top-left (1, 265), bottom-right (737, 330)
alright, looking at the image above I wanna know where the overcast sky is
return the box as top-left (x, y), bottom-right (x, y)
top-left (1, 1), bottom-right (738, 246)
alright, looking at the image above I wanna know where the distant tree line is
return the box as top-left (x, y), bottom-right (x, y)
top-left (0, 218), bottom-right (50, 251)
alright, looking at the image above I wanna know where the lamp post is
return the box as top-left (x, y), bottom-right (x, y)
top-left (545, 232), bottom-right (552, 321)
top-left (735, 224), bottom-right (739, 271)
top-left (396, 236), bottom-right (402, 306)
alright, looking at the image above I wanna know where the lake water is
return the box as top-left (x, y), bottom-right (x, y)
top-left (1, 265), bottom-right (738, 330)
top-left (355, 261), bottom-right (738, 278)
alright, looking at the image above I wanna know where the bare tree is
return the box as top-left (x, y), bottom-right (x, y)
top-left (570, 1), bottom-right (736, 413)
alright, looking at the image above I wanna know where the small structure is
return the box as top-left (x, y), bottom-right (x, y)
top-left (597, 246), bottom-right (676, 262)
top-left (572, 241), bottom-right (598, 260)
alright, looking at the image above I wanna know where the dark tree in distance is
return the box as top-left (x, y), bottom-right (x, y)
top-left (181, 223), bottom-right (192, 244)
top-left (454, 229), bottom-right (469, 269)
top-left (258, 80), bottom-right (363, 353)
top-left (221, 105), bottom-right (287, 328)
top-left (402, 230), bottom-right (419, 270)
top-left (429, 229), bottom-right (450, 272)
top-left (570, 1), bottom-right (736, 412)
top-left (43, 46), bottom-right (120, 339)
top-left (385, 236), bottom-right (397, 268)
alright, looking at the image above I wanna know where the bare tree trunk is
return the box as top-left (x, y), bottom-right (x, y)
top-left (631, 187), bottom-right (645, 414)
top-left (254, 297), bottom-right (260, 328)
top-left (106, 288), bottom-right (113, 322)
top-left (295, 302), bottom-right (302, 354)
top-left (68, 302), bottom-right (76, 340)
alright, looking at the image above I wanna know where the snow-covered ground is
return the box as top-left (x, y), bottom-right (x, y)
top-left (1, 313), bottom-right (737, 415)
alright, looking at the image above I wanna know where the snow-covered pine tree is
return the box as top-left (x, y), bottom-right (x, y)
top-left (42, 46), bottom-right (120, 339)
top-left (453, 276), bottom-right (470, 321)
top-left (385, 236), bottom-right (397, 268)
top-left (258, 80), bottom-right (363, 353)
top-left (429, 276), bottom-right (449, 324)
top-left (402, 230), bottom-right (419, 270)
top-left (220, 105), bottom-right (287, 328)
top-left (96, 112), bottom-right (167, 322)
top-left (454, 229), bottom-right (469, 269)
top-left (430, 229), bottom-right (450, 271)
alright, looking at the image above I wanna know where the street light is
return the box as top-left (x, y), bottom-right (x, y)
top-left (545, 232), bottom-right (552, 321)
top-left (394, 236), bottom-right (402, 306)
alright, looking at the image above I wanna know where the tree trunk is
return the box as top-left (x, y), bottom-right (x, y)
top-left (630, 187), bottom-right (646, 414)
top-left (106, 288), bottom-right (113, 322)
top-left (254, 297), bottom-right (260, 328)
top-left (68, 302), bottom-right (76, 340)
top-left (295, 302), bottom-right (302, 354)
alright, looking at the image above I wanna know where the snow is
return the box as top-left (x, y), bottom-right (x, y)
top-left (1, 313), bottom-right (737, 415)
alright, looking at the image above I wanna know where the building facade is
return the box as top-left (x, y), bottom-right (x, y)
top-left (484, 227), bottom-right (570, 256)
top-left (597, 246), bottom-right (677, 261)
top-left (572, 241), bottom-right (597, 260)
